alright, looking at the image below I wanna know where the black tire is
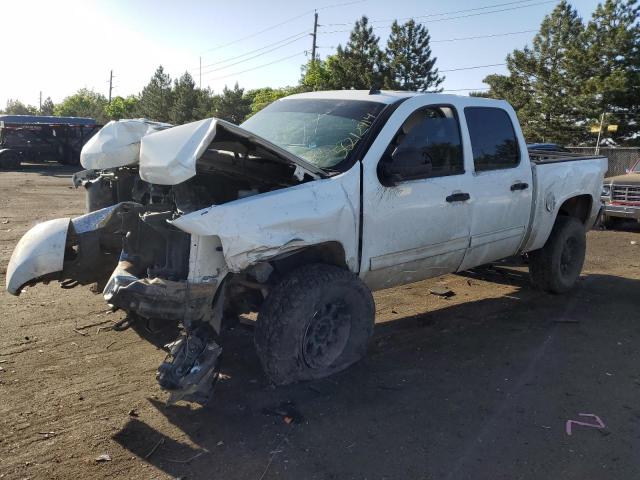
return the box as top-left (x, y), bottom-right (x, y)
top-left (255, 263), bottom-right (375, 385)
top-left (0, 152), bottom-right (21, 170)
top-left (528, 216), bottom-right (586, 294)
top-left (602, 215), bottom-right (625, 229)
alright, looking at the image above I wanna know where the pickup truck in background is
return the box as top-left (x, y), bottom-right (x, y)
top-left (5, 91), bottom-right (608, 404)
top-left (601, 158), bottom-right (640, 227)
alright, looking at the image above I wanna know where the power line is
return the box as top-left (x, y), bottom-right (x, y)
top-left (201, 12), bottom-right (311, 53)
top-left (203, 51), bottom-right (307, 81)
top-left (316, 29), bottom-right (537, 50)
top-left (319, 0), bottom-right (555, 34)
top-left (324, 0), bottom-right (540, 26)
top-left (200, 0), bottom-right (368, 54)
top-left (432, 29), bottom-right (537, 43)
top-left (440, 63), bottom-right (506, 73)
top-left (200, 34), bottom-right (309, 75)
top-left (193, 31), bottom-right (309, 71)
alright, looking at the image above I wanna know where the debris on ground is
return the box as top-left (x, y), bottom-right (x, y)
top-left (95, 454), bottom-right (112, 462)
top-left (429, 286), bottom-right (455, 298)
top-left (128, 409), bottom-right (139, 417)
top-left (262, 401), bottom-right (304, 424)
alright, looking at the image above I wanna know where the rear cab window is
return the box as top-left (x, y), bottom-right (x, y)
top-left (464, 107), bottom-right (520, 172)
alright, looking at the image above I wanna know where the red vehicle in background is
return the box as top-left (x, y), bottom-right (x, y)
top-left (601, 158), bottom-right (640, 227)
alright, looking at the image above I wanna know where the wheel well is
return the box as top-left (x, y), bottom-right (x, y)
top-left (269, 241), bottom-right (348, 276)
top-left (557, 194), bottom-right (592, 224)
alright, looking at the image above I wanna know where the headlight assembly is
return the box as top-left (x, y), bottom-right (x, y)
top-left (601, 184), bottom-right (611, 197)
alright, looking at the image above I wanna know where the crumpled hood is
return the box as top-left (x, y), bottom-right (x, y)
top-left (81, 119), bottom-right (171, 170)
top-left (139, 117), bottom-right (325, 185)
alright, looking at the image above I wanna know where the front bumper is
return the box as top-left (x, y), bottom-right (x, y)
top-left (603, 203), bottom-right (640, 220)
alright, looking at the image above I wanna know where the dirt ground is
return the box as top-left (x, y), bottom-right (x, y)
top-left (1, 163), bottom-right (640, 480)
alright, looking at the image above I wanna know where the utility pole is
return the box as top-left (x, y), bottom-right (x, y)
top-left (108, 70), bottom-right (114, 104)
top-left (595, 111), bottom-right (605, 155)
top-left (39, 91), bottom-right (42, 114)
top-left (311, 11), bottom-right (318, 63)
top-left (199, 56), bottom-right (202, 89)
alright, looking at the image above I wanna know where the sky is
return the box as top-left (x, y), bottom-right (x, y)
top-left (0, 0), bottom-right (603, 109)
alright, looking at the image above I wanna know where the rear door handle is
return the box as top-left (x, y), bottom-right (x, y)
top-left (510, 182), bottom-right (529, 191)
top-left (446, 192), bottom-right (470, 203)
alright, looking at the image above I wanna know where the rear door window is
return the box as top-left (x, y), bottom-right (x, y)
top-left (464, 107), bottom-right (520, 172)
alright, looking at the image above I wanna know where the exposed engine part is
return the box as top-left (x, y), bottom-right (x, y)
top-left (157, 327), bottom-right (223, 405)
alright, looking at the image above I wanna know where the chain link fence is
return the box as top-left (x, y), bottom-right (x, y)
top-left (568, 147), bottom-right (640, 177)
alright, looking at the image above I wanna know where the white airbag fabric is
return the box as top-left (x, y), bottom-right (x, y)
top-left (81, 119), bottom-right (170, 170)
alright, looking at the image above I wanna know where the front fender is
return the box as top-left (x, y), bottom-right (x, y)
top-left (6, 218), bottom-right (70, 295)
top-left (169, 166), bottom-right (361, 272)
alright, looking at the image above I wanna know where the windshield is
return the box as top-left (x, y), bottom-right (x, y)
top-left (241, 98), bottom-right (386, 169)
top-left (633, 161), bottom-right (640, 173)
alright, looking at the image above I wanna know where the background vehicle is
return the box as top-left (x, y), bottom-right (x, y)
top-left (5, 92), bottom-right (607, 404)
top-left (526, 142), bottom-right (571, 153)
top-left (0, 115), bottom-right (101, 169)
top-left (601, 158), bottom-right (640, 227)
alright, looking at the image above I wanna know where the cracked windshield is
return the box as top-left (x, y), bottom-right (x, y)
top-left (241, 98), bottom-right (386, 169)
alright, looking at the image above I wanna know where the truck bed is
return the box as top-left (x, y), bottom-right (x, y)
top-left (528, 149), bottom-right (606, 164)
top-left (522, 153), bottom-right (608, 253)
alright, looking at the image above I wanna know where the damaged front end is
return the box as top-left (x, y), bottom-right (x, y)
top-left (6, 117), bottom-right (323, 404)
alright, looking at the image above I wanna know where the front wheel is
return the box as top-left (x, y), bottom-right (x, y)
top-left (255, 263), bottom-right (375, 385)
top-left (528, 216), bottom-right (586, 294)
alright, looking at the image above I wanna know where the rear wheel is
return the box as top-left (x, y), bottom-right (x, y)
top-left (0, 151), bottom-right (21, 170)
top-left (528, 216), bottom-right (586, 294)
top-left (255, 263), bottom-right (375, 385)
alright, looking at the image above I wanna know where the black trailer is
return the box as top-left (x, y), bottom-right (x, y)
top-left (0, 115), bottom-right (101, 169)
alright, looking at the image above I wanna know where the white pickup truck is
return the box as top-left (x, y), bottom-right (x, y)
top-left (6, 91), bottom-right (607, 404)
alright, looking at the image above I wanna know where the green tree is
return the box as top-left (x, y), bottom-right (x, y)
top-left (300, 56), bottom-right (344, 90)
top-left (138, 65), bottom-right (173, 122)
top-left (54, 88), bottom-right (108, 122)
top-left (302, 16), bottom-right (384, 90)
top-left (104, 95), bottom-right (139, 120)
top-left (211, 83), bottom-right (251, 124)
top-left (3, 99), bottom-right (38, 115)
top-left (245, 86), bottom-right (306, 115)
top-left (170, 72), bottom-right (198, 124)
top-left (384, 20), bottom-right (444, 92)
top-left (482, 1), bottom-right (585, 143)
top-left (193, 87), bottom-right (215, 121)
top-left (570, 0), bottom-right (640, 144)
top-left (40, 97), bottom-right (55, 115)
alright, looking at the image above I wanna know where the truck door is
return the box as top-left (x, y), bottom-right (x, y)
top-left (360, 100), bottom-right (473, 290)
top-left (457, 106), bottom-right (533, 271)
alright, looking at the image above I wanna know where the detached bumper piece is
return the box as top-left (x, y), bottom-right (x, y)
top-left (158, 329), bottom-right (223, 405)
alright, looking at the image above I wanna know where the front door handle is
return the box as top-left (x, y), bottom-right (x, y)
top-left (511, 182), bottom-right (529, 191)
top-left (446, 192), bottom-right (470, 203)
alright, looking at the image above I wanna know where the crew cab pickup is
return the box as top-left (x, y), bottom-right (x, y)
top-left (5, 91), bottom-right (608, 404)
top-left (601, 158), bottom-right (640, 226)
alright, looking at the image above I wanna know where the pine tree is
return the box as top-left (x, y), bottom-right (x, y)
top-left (40, 97), bottom-right (55, 116)
top-left (170, 72), bottom-right (198, 124)
top-left (384, 20), bottom-right (444, 92)
top-left (570, 0), bottom-right (640, 144)
top-left (211, 83), bottom-right (251, 124)
top-left (138, 66), bottom-right (173, 122)
top-left (333, 16), bottom-right (385, 89)
top-left (483, 1), bottom-right (585, 143)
